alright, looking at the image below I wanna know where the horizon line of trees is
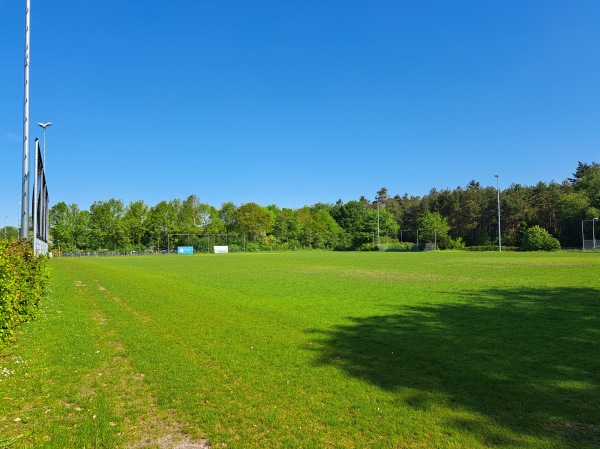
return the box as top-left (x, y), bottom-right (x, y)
top-left (5, 161), bottom-right (597, 253)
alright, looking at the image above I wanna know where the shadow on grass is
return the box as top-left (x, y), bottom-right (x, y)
top-left (307, 287), bottom-right (600, 447)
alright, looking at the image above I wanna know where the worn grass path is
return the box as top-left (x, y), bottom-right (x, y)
top-left (1, 251), bottom-right (599, 448)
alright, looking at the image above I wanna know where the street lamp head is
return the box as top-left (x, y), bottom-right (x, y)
top-left (495, 174), bottom-right (499, 179)
top-left (37, 122), bottom-right (52, 129)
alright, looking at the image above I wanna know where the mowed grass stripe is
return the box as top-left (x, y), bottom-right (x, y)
top-left (0, 258), bottom-right (210, 448)
top-left (1, 251), bottom-right (599, 448)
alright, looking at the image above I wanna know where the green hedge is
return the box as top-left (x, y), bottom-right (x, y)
top-left (466, 245), bottom-right (518, 252)
top-left (0, 239), bottom-right (49, 344)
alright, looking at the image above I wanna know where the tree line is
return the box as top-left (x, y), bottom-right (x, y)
top-left (43, 161), bottom-right (600, 252)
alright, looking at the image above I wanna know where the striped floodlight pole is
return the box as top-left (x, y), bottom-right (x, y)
top-left (495, 175), bottom-right (501, 252)
top-left (20, 0), bottom-right (31, 240)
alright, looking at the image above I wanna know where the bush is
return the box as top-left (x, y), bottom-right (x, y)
top-left (0, 240), bottom-right (49, 344)
top-left (384, 242), bottom-right (416, 252)
top-left (260, 235), bottom-right (278, 251)
top-left (447, 237), bottom-right (466, 250)
top-left (466, 245), bottom-right (497, 252)
top-left (466, 246), bottom-right (518, 252)
top-left (520, 226), bottom-right (561, 251)
top-left (360, 241), bottom-right (417, 252)
top-left (245, 242), bottom-right (260, 252)
top-left (287, 240), bottom-right (302, 251)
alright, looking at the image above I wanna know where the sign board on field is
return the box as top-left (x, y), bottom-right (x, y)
top-left (214, 245), bottom-right (229, 254)
top-left (177, 246), bottom-right (194, 254)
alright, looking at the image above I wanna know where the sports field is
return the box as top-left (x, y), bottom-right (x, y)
top-left (1, 251), bottom-right (599, 448)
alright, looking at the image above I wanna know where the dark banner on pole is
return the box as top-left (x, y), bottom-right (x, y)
top-left (32, 139), bottom-right (49, 255)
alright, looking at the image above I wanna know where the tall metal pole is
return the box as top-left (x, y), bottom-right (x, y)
top-left (20, 0), bottom-right (31, 240)
top-left (495, 175), bottom-right (501, 252)
top-left (377, 200), bottom-right (380, 248)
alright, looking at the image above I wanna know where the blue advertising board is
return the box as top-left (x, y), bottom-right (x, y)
top-left (177, 246), bottom-right (194, 255)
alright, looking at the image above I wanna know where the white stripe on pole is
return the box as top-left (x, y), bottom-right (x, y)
top-left (21, 0), bottom-right (31, 240)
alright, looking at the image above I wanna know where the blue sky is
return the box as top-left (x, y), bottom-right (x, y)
top-left (1, 1), bottom-right (599, 227)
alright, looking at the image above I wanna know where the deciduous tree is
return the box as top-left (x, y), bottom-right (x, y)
top-left (235, 203), bottom-right (272, 241)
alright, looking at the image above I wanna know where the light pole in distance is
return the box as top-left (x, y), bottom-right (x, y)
top-left (377, 200), bottom-right (380, 248)
top-left (594, 217), bottom-right (598, 249)
top-left (495, 175), bottom-right (501, 252)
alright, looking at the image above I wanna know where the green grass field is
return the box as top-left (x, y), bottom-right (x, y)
top-left (1, 251), bottom-right (599, 448)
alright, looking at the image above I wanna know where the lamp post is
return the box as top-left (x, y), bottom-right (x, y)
top-left (37, 122), bottom-right (52, 166)
top-left (377, 200), bottom-right (380, 249)
top-left (594, 218), bottom-right (598, 249)
top-left (495, 175), bottom-right (501, 252)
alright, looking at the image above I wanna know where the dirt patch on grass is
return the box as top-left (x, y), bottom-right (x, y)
top-left (130, 432), bottom-right (211, 448)
top-left (96, 283), bottom-right (154, 323)
top-left (85, 306), bottom-right (210, 448)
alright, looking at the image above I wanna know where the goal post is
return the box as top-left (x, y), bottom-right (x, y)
top-left (581, 219), bottom-right (598, 250)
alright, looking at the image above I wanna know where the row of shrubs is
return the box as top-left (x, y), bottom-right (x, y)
top-left (466, 246), bottom-right (518, 252)
top-left (465, 226), bottom-right (561, 252)
top-left (0, 239), bottom-right (49, 344)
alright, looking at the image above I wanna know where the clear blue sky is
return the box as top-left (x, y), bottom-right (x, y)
top-left (1, 1), bottom-right (599, 227)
